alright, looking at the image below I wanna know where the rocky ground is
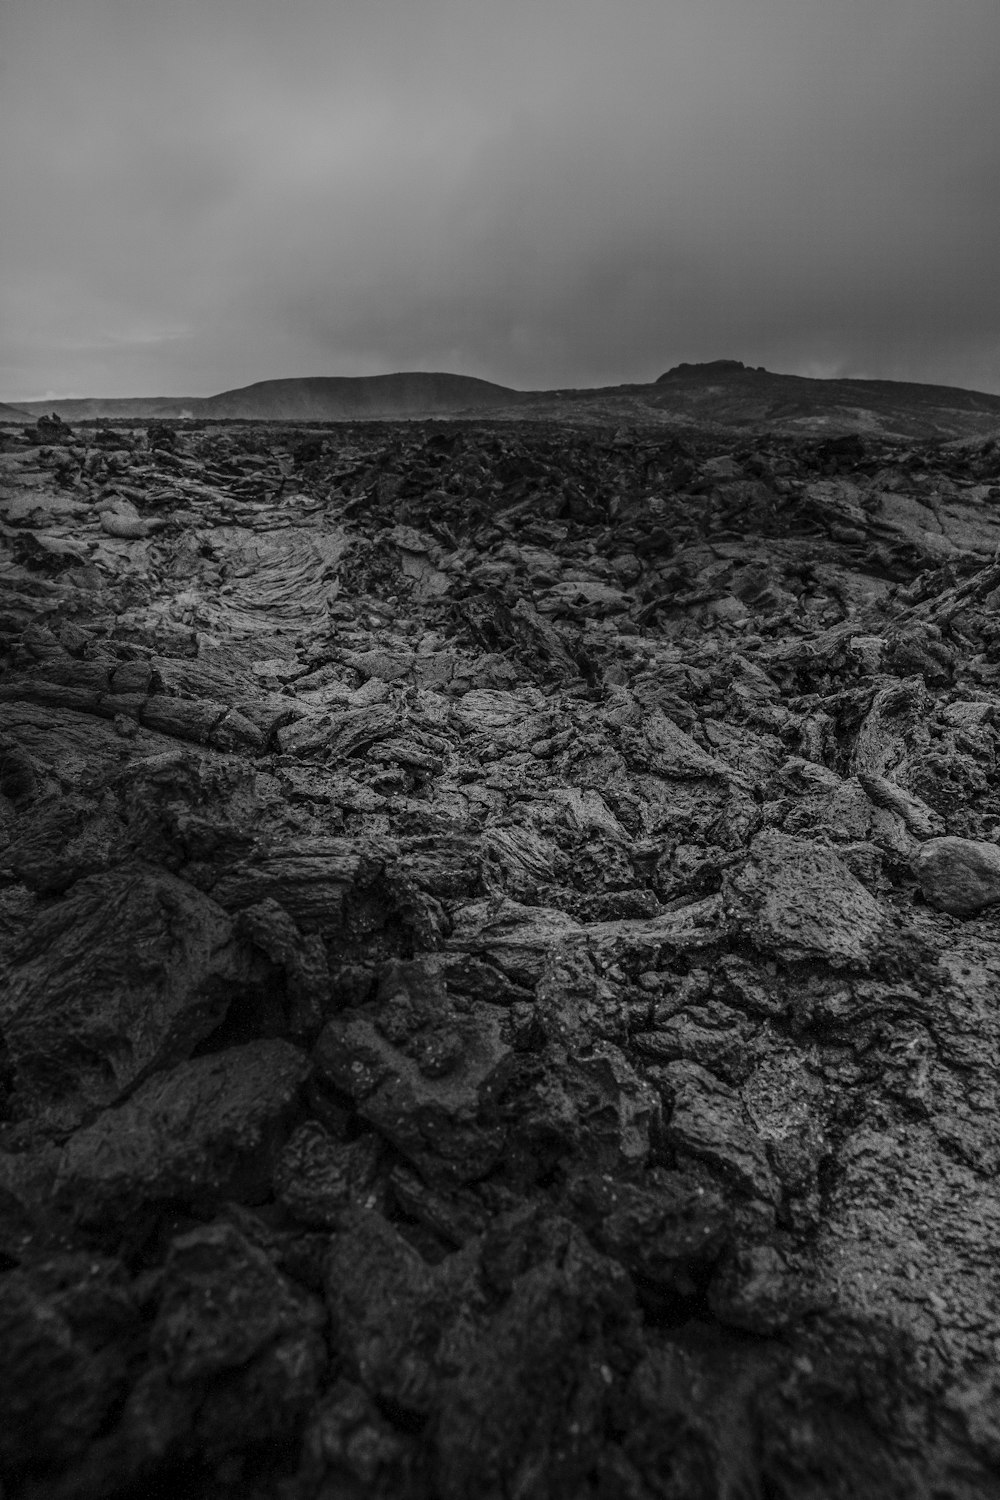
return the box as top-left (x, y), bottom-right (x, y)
top-left (3, 413), bottom-right (1000, 1497)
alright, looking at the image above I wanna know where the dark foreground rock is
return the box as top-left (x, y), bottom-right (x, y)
top-left (3, 417), bottom-right (1000, 1496)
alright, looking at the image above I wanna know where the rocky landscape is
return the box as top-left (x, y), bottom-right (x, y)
top-left (4, 405), bottom-right (1000, 1497)
top-left (14, 359), bottom-right (1000, 436)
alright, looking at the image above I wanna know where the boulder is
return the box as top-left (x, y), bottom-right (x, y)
top-left (914, 835), bottom-right (1000, 915)
top-left (724, 830), bottom-right (884, 968)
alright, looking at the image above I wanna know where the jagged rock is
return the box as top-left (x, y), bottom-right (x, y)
top-left (567, 1169), bottom-right (728, 1294)
top-left (460, 591), bottom-right (583, 685)
top-left (856, 770), bottom-right (945, 841)
top-left (491, 1037), bottom-right (661, 1188)
top-left (148, 1220), bottom-right (327, 1467)
top-left (0, 1254), bottom-right (137, 1475)
top-left (915, 835), bottom-right (1000, 915)
top-left (724, 829), bottom-right (885, 968)
top-left (274, 1122), bottom-right (381, 1228)
top-left (432, 1212), bottom-right (640, 1500)
top-left (53, 1040), bottom-right (309, 1225)
top-left (326, 1207), bottom-right (473, 1418)
top-left (621, 706), bottom-right (729, 780)
top-left (1, 867), bottom-right (249, 1124)
top-left (45, 1223), bottom-right (327, 1497)
top-left (155, 1219), bottom-right (313, 1379)
top-left (659, 1060), bottom-right (779, 1207)
top-left (146, 423), bottom-right (177, 452)
top-left (742, 1048), bottom-right (828, 1221)
top-left (5, 416), bottom-right (1000, 1495)
top-left (1, 793), bottom-right (125, 892)
top-left (236, 897), bottom-right (329, 1038)
top-left (313, 965), bottom-right (509, 1186)
top-left (210, 838), bottom-right (381, 932)
top-left (445, 897), bottom-right (583, 990)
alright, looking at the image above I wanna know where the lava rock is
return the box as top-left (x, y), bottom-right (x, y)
top-left (659, 1060), bottom-right (779, 1208)
top-left (5, 415), bottom-right (1000, 1495)
top-left (326, 1207), bottom-right (474, 1419)
top-left (151, 1219), bottom-right (322, 1382)
top-left (53, 1040), bottom-right (309, 1225)
top-left (914, 835), bottom-right (1000, 915)
top-left (724, 829), bottom-right (885, 968)
top-left (0, 1254), bottom-right (137, 1475)
top-left (432, 1214), bottom-right (640, 1500)
top-left (273, 1122), bottom-right (382, 1228)
top-left (313, 984), bottom-right (509, 1187)
top-left (2, 867), bottom-right (249, 1125)
top-left (144, 1218), bottom-right (326, 1470)
top-left (566, 1169), bottom-right (728, 1295)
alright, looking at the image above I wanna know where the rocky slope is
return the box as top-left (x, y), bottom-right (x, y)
top-left (3, 414), bottom-right (1000, 1496)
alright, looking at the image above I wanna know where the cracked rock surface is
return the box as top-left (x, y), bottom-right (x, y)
top-left (3, 415), bottom-right (1000, 1496)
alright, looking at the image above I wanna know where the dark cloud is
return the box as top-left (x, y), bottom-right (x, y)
top-left (3, 0), bottom-right (999, 398)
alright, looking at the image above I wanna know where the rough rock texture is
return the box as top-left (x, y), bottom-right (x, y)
top-left (914, 834), bottom-right (1000, 914)
top-left (724, 829), bottom-right (886, 967)
top-left (1, 867), bottom-right (248, 1129)
top-left (3, 415), bottom-right (1000, 1496)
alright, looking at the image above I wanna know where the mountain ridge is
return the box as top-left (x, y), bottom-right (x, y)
top-left (11, 372), bottom-right (521, 424)
top-left (7, 363), bottom-right (1000, 440)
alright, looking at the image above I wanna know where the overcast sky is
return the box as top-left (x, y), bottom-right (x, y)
top-left (3, 0), bottom-right (999, 399)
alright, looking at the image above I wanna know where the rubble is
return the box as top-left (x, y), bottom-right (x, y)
top-left (2, 416), bottom-right (1000, 1495)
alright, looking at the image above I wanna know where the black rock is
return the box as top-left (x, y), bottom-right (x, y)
top-left (2, 413), bottom-right (999, 1495)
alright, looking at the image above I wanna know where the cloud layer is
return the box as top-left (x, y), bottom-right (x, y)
top-left (3, 0), bottom-right (999, 398)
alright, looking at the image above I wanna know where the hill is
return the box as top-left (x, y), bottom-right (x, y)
top-left (644, 360), bottom-right (1000, 439)
top-left (16, 372), bottom-right (520, 423)
top-left (486, 363), bottom-right (1000, 440)
top-left (11, 362), bottom-right (1000, 440)
top-left (0, 401), bottom-right (30, 421)
top-left (197, 371), bottom-right (521, 419)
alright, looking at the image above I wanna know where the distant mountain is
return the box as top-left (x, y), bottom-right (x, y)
top-left (198, 372), bottom-right (522, 420)
top-left (10, 363), bottom-right (1000, 440)
top-left (641, 361), bottom-right (1000, 438)
top-left (0, 400), bottom-right (30, 421)
top-left (486, 363), bottom-right (1000, 440)
top-left (16, 372), bottom-right (521, 423)
top-left (657, 359), bottom-right (751, 379)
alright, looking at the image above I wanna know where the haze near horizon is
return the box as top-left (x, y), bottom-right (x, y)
top-left (3, 0), bottom-right (999, 403)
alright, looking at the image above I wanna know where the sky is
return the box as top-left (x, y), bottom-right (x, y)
top-left (2, 0), bottom-right (999, 400)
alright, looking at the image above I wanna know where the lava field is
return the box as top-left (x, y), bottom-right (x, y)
top-left (3, 414), bottom-right (1000, 1498)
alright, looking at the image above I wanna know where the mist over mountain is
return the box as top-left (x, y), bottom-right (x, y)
top-left (198, 372), bottom-right (522, 420)
top-left (14, 372), bottom-right (520, 424)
